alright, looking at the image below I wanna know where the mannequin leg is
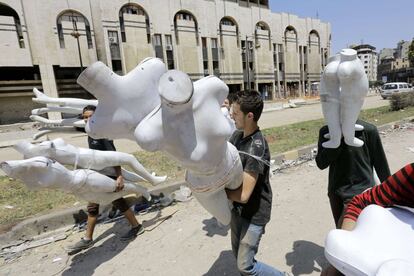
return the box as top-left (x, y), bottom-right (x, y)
top-left (192, 188), bottom-right (232, 225)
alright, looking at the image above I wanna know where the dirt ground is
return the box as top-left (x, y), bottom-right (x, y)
top-left (1, 126), bottom-right (413, 276)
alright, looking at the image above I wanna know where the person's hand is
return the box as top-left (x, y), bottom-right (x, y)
top-left (115, 175), bottom-right (124, 192)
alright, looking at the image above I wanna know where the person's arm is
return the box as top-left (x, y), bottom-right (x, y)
top-left (226, 171), bottom-right (258, 203)
top-left (315, 127), bottom-right (343, 170)
top-left (114, 165), bottom-right (124, 192)
top-left (369, 127), bottom-right (391, 182)
top-left (342, 163), bottom-right (414, 227)
top-left (340, 218), bottom-right (356, 231)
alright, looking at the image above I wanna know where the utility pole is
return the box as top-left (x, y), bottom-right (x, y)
top-left (71, 19), bottom-right (83, 75)
top-left (244, 35), bottom-right (252, 90)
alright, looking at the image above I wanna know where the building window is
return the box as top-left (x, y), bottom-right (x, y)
top-left (174, 11), bottom-right (198, 45)
top-left (211, 38), bottom-right (218, 49)
top-left (154, 34), bottom-right (162, 46)
top-left (108, 31), bottom-right (122, 74)
top-left (57, 11), bottom-right (93, 49)
top-left (202, 37), bottom-right (208, 73)
top-left (154, 34), bottom-right (163, 60)
top-left (219, 17), bottom-right (239, 47)
top-left (211, 38), bottom-right (219, 76)
top-left (176, 13), bottom-right (193, 21)
top-left (165, 35), bottom-right (172, 46)
top-left (165, 35), bottom-right (174, 69)
top-left (119, 4), bottom-right (150, 43)
top-left (0, 4), bottom-right (25, 48)
top-left (221, 18), bottom-right (234, 26)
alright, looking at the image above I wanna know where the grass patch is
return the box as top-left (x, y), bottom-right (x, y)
top-left (1, 105), bottom-right (414, 227)
top-left (263, 105), bottom-right (414, 154)
top-left (132, 151), bottom-right (185, 183)
top-left (0, 177), bottom-right (77, 226)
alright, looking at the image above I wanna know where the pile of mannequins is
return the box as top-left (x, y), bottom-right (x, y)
top-left (1, 49), bottom-right (414, 275)
top-left (1, 56), bottom-right (243, 226)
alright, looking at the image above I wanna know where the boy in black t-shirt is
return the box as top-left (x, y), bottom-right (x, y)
top-left (227, 91), bottom-right (288, 276)
top-left (66, 105), bottom-right (144, 255)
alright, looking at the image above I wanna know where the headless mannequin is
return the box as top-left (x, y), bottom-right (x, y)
top-left (0, 156), bottom-right (151, 203)
top-left (77, 58), bottom-right (166, 140)
top-left (338, 49), bottom-right (368, 147)
top-left (14, 139), bottom-right (166, 185)
top-left (135, 70), bottom-right (243, 225)
top-left (320, 49), bottom-right (367, 148)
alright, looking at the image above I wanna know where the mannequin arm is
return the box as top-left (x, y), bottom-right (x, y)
top-left (30, 115), bottom-right (85, 128)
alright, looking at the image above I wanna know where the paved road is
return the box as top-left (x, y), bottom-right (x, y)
top-left (260, 94), bottom-right (388, 129)
top-left (1, 125), bottom-right (413, 276)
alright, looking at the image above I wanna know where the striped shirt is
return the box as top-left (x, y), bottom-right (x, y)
top-left (344, 163), bottom-right (414, 221)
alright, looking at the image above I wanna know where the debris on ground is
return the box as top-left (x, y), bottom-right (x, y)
top-left (171, 186), bottom-right (192, 202)
top-left (1, 233), bottom-right (68, 262)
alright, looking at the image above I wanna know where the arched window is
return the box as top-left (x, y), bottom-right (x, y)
top-left (255, 21), bottom-right (271, 49)
top-left (57, 10), bottom-right (93, 49)
top-left (309, 30), bottom-right (320, 54)
top-left (0, 3), bottom-right (24, 48)
top-left (119, 4), bottom-right (150, 43)
top-left (174, 11), bottom-right (199, 45)
top-left (221, 18), bottom-right (235, 26)
top-left (219, 17), bottom-right (239, 47)
top-left (284, 26), bottom-right (298, 52)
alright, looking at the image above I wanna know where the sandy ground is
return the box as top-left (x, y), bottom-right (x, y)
top-left (1, 125), bottom-right (413, 276)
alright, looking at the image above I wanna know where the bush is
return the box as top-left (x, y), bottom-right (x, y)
top-left (390, 92), bottom-right (414, 111)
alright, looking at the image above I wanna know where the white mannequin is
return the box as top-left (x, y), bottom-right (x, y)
top-left (32, 87), bottom-right (98, 109)
top-left (338, 48), bottom-right (368, 147)
top-left (221, 105), bottom-right (236, 137)
top-left (321, 51), bottom-right (365, 148)
top-left (135, 70), bottom-right (243, 225)
top-left (14, 138), bottom-right (166, 185)
top-left (0, 157), bottom-right (151, 203)
top-left (29, 115), bottom-right (85, 128)
top-left (30, 88), bottom-right (92, 138)
top-left (320, 54), bottom-right (342, 148)
top-left (77, 58), bottom-right (166, 140)
top-left (325, 205), bottom-right (414, 276)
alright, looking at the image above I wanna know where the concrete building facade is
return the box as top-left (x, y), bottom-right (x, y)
top-left (0, 0), bottom-right (330, 124)
top-left (352, 44), bottom-right (378, 82)
top-left (377, 40), bottom-right (414, 84)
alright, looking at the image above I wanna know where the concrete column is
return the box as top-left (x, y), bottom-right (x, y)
top-left (39, 64), bottom-right (61, 120)
top-left (276, 81), bottom-right (281, 98)
top-left (275, 52), bottom-right (281, 99)
top-left (299, 47), bottom-right (304, 97)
